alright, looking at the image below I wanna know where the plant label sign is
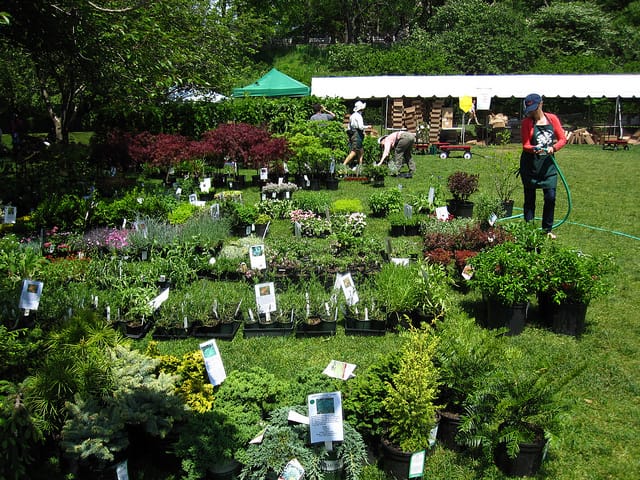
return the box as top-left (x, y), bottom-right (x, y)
top-left (307, 391), bottom-right (344, 444)
top-left (435, 206), bottom-right (449, 221)
top-left (249, 244), bottom-right (266, 270)
top-left (260, 167), bottom-right (269, 180)
top-left (19, 279), bottom-right (43, 311)
top-left (278, 458), bottom-right (304, 480)
top-left (255, 282), bottom-right (276, 314)
top-left (116, 460), bottom-right (130, 480)
top-left (199, 339), bottom-right (226, 386)
top-left (3, 206), bottom-right (16, 224)
top-left (335, 272), bottom-right (358, 306)
top-left (148, 288), bottom-right (170, 312)
top-left (323, 360), bottom-right (356, 380)
top-left (200, 177), bottom-right (211, 192)
top-left (408, 450), bottom-right (425, 478)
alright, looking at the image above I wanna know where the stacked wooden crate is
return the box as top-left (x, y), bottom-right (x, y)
top-left (429, 100), bottom-right (444, 143)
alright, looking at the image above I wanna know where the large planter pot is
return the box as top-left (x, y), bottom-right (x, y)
top-left (501, 199), bottom-right (515, 218)
top-left (493, 436), bottom-right (547, 477)
top-left (325, 177), bottom-right (340, 190)
top-left (380, 438), bottom-right (413, 480)
top-left (208, 458), bottom-right (242, 480)
top-left (254, 223), bottom-right (269, 239)
top-left (447, 199), bottom-right (474, 218)
top-left (389, 225), bottom-right (405, 237)
top-left (485, 299), bottom-right (528, 336)
top-left (232, 224), bottom-right (252, 237)
top-left (321, 450), bottom-right (345, 480)
top-left (436, 411), bottom-right (463, 451)
top-left (551, 300), bottom-right (588, 337)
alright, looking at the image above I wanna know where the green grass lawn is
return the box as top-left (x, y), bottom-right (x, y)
top-left (135, 143), bottom-right (640, 479)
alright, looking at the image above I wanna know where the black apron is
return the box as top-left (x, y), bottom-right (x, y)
top-left (520, 123), bottom-right (558, 189)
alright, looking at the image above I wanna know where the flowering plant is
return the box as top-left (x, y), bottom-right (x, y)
top-left (289, 209), bottom-right (331, 237)
top-left (82, 227), bottom-right (130, 254)
top-left (42, 226), bottom-right (83, 257)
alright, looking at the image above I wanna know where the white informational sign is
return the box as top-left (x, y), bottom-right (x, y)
top-left (148, 288), bottom-right (170, 311)
top-left (19, 280), bottom-right (44, 310)
top-left (408, 450), bottom-right (426, 478)
top-left (116, 460), bottom-right (130, 480)
top-left (403, 204), bottom-right (413, 219)
top-left (278, 458), bottom-right (304, 480)
top-left (435, 206), bottom-right (449, 221)
top-left (199, 339), bottom-right (226, 386)
top-left (3, 206), bottom-right (17, 224)
top-left (200, 177), bottom-right (212, 192)
top-left (249, 244), bottom-right (267, 270)
top-left (133, 220), bottom-right (148, 238)
top-left (323, 360), bottom-right (357, 380)
top-left (307, 391), bottom-right (344, 444)
top-left (428, 187), bottom-right (435, 205)
top-left (335, 272), bottom-right (358, 306)
top-left (210, 203), bottom-right (221, 219)
top-left (476, 89), bottom-right (492, 111)
top-left (176, 187), bottom-right (182, 197)
top-left (188, 193), bottom-right (198, 204)
top-left (260, 167), bottom-right (269, 180)
top-left (255, 282), bottom-right (276, 314)
top-left (488, 213), bottom-right (498, 226)
top-left (288, 410), bottom-right (309, 425)
top-left (462, 264), bottom-right (474, 281)
top-left (390, 258), bottom-right (410, 266)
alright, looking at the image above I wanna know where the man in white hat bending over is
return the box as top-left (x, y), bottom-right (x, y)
top-left (376, 130), bottom-right (416, 178)
top-left (343, 100), bottom-right (369, 170)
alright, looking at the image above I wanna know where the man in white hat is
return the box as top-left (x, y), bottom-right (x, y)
top-left (376, 130), bottom-right (416, 178)
top-left (343, 100), bottom-right (369, 170)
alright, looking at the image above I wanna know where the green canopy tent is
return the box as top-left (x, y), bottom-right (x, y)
top-left (232, 68), bottom-right (310, 97)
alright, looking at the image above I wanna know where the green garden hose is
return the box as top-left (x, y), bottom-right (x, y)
top-left (498, 154), bottom-right (572, 230)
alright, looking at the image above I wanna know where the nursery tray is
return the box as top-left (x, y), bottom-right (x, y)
top-left (344, 318), bottom-right (387, 336)
top-left (152, 327), bottom-right (192, 341)
top-left (191, 321), bottom-right (241, 340)
top-left (243, 322), bottom-right (294, 338)
top-left (295, 322), bottom-right (337, 338)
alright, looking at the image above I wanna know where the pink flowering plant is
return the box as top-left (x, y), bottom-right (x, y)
top-left (289, 209), bottom-right (332, 237)
top-left (82, 227), bottom-right (130, 254)
top-left (42, 226), bottom-right (83, 257)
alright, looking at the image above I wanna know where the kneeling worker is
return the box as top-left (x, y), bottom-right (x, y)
top-left (376, 130), bottom-right (416, 178)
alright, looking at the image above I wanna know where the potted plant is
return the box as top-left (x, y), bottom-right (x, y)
top-left (374, 262), bottom-right (420, 329)
top-left (343, 283), bottom-right (387, 335)
top-left (173, 367), bottom-right (281, 480)
top-left (236, 405), bottom-right (368, 480)
top-left (537, 245), bottom-right (616, 336)
top-left (253, 213), bottom-right (272, 239)
top-left (490, 152), bottom-right (520, 217)
top-left (363, 164), bottom-right (387, 187)
top-left (192, 280), bottom-right (249, 339)
top-left (367, 188), bottom-right (403, 217)
top-left (228, 202), bottom-right (258, 237)
top-left (459, 355), bottom-right (580, 477)
top-left (379, 326), bottom-right (441, 478)
top-left (296, 277), bottom-right (339, 337)
top-left (468, 241), bottom-right (543, 335)
top-left (432, 314), bottom-right (504, 450)
top-left (446, 171), bottom-right (479, 218)
top-left (243, 285), bottom-right (298, 338)
top-left (153, 288), bottom-right (192, 339)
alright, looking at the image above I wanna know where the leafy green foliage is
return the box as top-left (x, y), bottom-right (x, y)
top-left (383, 327), bottom-right (441, 452)
top-left (368, 188), bottom-right (403, 217)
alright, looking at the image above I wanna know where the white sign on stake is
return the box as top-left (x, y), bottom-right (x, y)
top-left (3, 206), bottom-right (17, 224)
top-left (307, 391), bottom-right (344, 444)
top-left (408, 450), bottom-right (426, 478)
top-left (19, 280), bottom-right (43, 311)
top-left (199, 339), bottom-right (226, 386)
top-left (435, 206), bottom-right (449, 221)
top-left (323, 360), bottom-right (357, 380)
top-left (249, 244), bottom-right (267, 270)
top-left (335, 272), bottom-right (358, 306)
top-left (255, 282), bottom-right (276, 314)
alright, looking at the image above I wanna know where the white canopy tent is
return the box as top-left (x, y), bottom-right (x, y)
top-left (310, 74), bottom-right (640, 100)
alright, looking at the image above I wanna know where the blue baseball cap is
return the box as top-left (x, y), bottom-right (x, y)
top-left (523, 93), bottom-right (542, 115)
